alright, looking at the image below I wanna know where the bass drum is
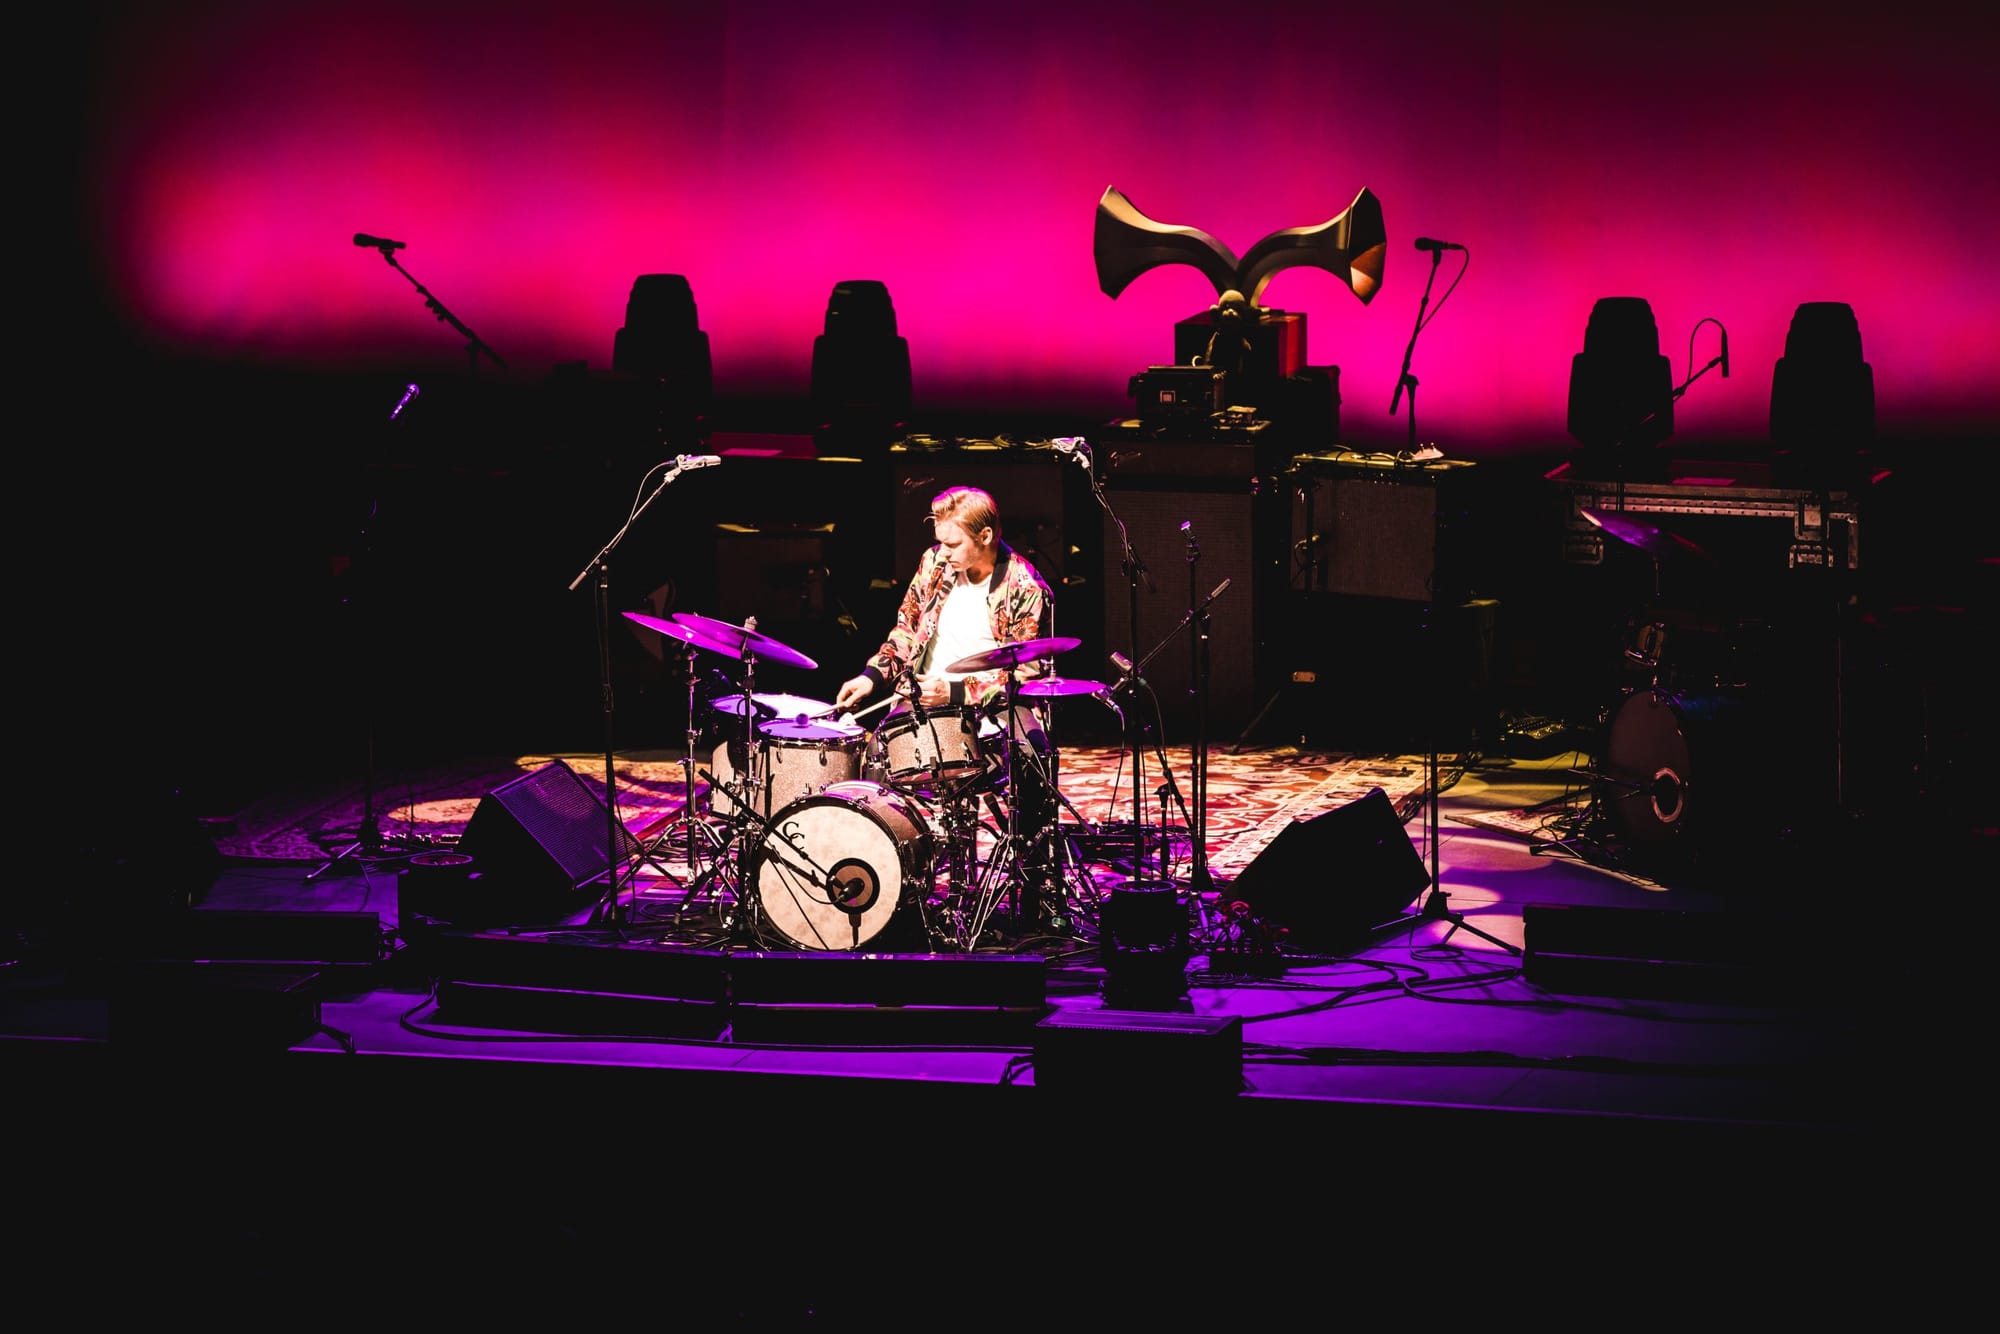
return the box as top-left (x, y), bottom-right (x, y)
top-left (1601, 688), bottom-right (1758, 844)
top-left (749, 781), bottom-right (935, 950)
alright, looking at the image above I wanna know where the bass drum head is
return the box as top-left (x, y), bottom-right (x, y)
top-left (1602, 689), bottom-right (1755, 844)
top-left (751, 782), bottom-right (933, 951)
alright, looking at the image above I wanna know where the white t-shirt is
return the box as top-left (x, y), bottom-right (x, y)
top-left (927, 573), bottom-right (996, 680)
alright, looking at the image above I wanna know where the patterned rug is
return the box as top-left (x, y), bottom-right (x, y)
top-left (213, 743), bottom-right (1440, 886)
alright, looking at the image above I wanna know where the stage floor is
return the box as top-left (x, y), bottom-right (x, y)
top-left (7, 737), bottom-right (1943, 1315)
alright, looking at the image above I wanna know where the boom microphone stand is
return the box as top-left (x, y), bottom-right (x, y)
top-left (1182, 519), bottom-right (1215, 898)
top-left (308, 383), bottom-right (430, 884)
top-left (567, 453), bottom-right (720, 929)
top-left (1371, 238), bottom-right (1518, 955)
top-left (352, 232), bottom-right (508, 377)
top-left (1058, 437), bottom-right (1160, 888)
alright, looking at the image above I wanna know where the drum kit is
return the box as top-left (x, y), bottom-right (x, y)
top-left (624, 609), bottom-right (1103, 951)
top-left (1563, 509), bottom-right (1761, 853)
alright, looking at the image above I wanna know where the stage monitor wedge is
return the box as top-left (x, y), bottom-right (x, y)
top-left (1219, 787), bottom-right (1430, 953)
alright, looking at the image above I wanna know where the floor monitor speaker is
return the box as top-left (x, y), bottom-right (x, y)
top-left (436, 760), bottom-right (638, 926)
top-left (1218, 786), bottom-right (1430, 952)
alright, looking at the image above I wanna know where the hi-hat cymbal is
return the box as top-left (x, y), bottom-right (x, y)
top-left (1582, 508), bottom-right (1715, 566)
top-left (670, 611), bottom-right (818, 671)
top-left (622, 610), bottom-right (734, 654)
top-left (1017, 676), bottom-right (1108, 698)
top-left (943, 636), bottom-right (1081, 675)
top-left (712, 692), bottom-right (837, 721)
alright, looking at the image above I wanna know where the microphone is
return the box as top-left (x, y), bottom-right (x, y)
top-left (675, 454), bottom-right (721, 470)
top-left (1207, 577), bottom-right (1232, 603)
top-left (389, 383), bottom-right (419, 421)
top-left (353, 232), bottom-right (406, 251)
top-left (1109, 650), bottom-right (1134, 679)
top-left (1050, 437), bottom-right (1092, 470)
top-left (1719, 329), bottom-right (1730, 379)
top-left (1413, 237), bottom-right (1465, 252)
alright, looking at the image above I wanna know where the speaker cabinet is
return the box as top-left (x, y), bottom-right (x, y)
top-left (436, 760), bottom-right (638, 926)
top-left (1218, 787), bottom-right (1430, 952)
top-left (1290, 472), bottom-right (1438, 602)
top-left (1099, 487), bottom-right (1258, 731)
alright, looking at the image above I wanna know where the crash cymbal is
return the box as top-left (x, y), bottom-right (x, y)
top-left (1582, 508), bottom-right (1715, 566)
top-left (712, 692), bottom-right (838, 721)
top-left (942, 636), bottom-right (1081, 675)
top-left (1016, 676), bottom-right (1108, 698)
top-left (622, 609), bottom-right (734, 654)
top-left (670, 611), bottom-right (818, 671)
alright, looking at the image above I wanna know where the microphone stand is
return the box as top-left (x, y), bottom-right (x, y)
top-left (1370, 245), bottom-right (1520, 956)
top-left (360, 241), bottom-right (509, 376)
top-left (307, 384), bottom-right (430, 886)
top-left (1182, 521), bottom-right (1215, 899)
top-left (1071, 440), bottom-right (1161, 889)
top-left (567, 457), bottom-right (706, 930)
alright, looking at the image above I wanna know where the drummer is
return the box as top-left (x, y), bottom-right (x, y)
top-left (833, 485), bottom-right (1062, 925)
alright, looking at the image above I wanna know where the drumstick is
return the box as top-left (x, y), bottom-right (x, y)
top-left (843, 697), bottom-right (897, 725)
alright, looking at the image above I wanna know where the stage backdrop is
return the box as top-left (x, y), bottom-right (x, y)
top-left (66, 0), bottom-right (1997, 454)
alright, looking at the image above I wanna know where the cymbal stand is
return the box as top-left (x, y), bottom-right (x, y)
top-left (964, 660), bottom-right (1038, 945)
top-left (675, 645), bottom-right (769, 926)
top-left (635, 640), bottom-right (721, 887)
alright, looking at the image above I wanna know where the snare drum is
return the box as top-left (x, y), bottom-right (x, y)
top-left (877, 707), bottom-right (984, 788)
top-left (749, 781), bottom-right (934, 950)
top-left (710, 719), bottom-right (865, 821)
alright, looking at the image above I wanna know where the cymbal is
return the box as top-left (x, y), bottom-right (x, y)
top-left (942, 636), bottom-right (1081, 675)
top-left (670, 611), bottom-right (818, 671)
top-left (1017, 676), bottom-right (1108, 698)
top-left (1582, 508), bottom-right (1714, 566)
top-left (622, 609), bottom-right (733, 654)
top-left (712, 692), bottom-right (837, 721)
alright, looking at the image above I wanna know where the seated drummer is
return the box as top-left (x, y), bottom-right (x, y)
top-left (833, 485), bottom-right (1063, 926)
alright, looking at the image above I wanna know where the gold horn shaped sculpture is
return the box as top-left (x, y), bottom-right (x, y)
top-left (1093, 185), bottom-right (1386, 306)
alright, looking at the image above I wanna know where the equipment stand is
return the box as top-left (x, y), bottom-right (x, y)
top-left (308, 389), bottom-right (433, 886)
top-left (566, 456), bottom-right (711, 930)
top-left (1183, 521), bottom-right (1215, 900)
top-left (1073, 440), bottom-right (1160, 890)
top-left (1368, 241), bottom-right (1519, 957)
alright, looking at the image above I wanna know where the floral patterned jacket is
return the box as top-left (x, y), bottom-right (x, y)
top-left (862, 540), bottom-right (1053, 710)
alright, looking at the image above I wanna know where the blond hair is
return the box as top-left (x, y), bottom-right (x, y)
top-left (929, 485), bottom-right (1000, 540)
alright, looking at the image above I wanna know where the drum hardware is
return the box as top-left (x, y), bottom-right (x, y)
top-left (940, 637), bottom-right (1079, 944)
top-left (615, 610), bottom-right (821, 934)
top-left (621, 610), bottom-right (747, 892)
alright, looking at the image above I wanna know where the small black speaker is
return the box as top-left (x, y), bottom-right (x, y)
top-left (443, 761), bottom-right (639, 926)
top-left (1218, 787), bottom-right (1430, 952)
